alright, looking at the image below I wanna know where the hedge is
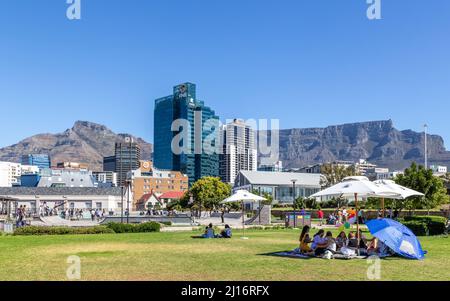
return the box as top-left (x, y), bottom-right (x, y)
top-left (105, 222), bottom-right (161, 233)
top-left (13, 222), bottom-right (161, 236)
top-left (403, 216), bottom-right (447, 236)
top-left (14, 226), bottom-right (115, 236)
top-left (400, 221), bottom-right (428, 236)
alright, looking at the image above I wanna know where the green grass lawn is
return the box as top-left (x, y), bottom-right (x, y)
top-left (0, 229), bottom-right (448, 281)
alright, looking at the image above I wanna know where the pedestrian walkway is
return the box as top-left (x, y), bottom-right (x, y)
top-left (32, 215), bottom-right (101, 227)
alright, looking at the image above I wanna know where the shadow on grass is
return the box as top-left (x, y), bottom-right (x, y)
top-left (258, 251), bottom-right (313, 260)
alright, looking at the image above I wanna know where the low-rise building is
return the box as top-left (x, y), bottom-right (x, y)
top-left (234, 170), bottom-right (322, 204)
top-left (129, 161), bottom-right (188, 209)
top-left (258, 161), bottom-right (283, 172)
top-left (92, 171), bottom-right (118, 187)
top-left (135, 191), bottom-right (162, 211)
top-left (56, 162), bottom-right (89, 170)
top-left (0, 187), bottom-right (124, 214)
top-left (0, 162), bottom-right (22, 187)
top-left (159, 191), bottom-right (185, 207)
top-left (430, 165), bottom-right (448, 176)
top-left (366, 167), bottom-right (390, 181)
top-left (37, 169), bottom-right (95, 188)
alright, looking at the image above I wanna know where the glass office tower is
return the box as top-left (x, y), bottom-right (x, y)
top-left (154, 83), bottom-right (219, 186)
top-left (21, 154), bottom-right (51, 170)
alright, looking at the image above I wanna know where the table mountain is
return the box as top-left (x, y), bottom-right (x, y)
top-left (269, 120), bottom-right (450, 170)
top-left (0, 121), bottom-right (152, 171)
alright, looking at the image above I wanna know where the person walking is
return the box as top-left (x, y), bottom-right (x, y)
top-left (317, 208), bottom-right (324, 226)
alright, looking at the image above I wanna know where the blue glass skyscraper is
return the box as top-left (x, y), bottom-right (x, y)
top-left (21, 154), bottom-right (51, 170)
top-left (154, 83), bottom-right (219, 186)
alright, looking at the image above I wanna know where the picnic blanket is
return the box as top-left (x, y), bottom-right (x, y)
top-left (270, 251), bottom-right (367, 260)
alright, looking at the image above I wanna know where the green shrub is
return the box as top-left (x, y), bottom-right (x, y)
top-left (14, 226), bottom-right (114, 236)
top-left (105, 222), bottom-right (160, 233)
top-left (160, 221), bottom-right (172, 226)
top-left (403, 216), bottom-right (446, 236)
top-left (401, 221), bottom-right (428, 236)
top-left (136, 222), bottom-right (161, 233)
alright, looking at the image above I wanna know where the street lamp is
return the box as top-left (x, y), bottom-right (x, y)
top-left (291, 179), bottom-right (297, 228)
top-left (424, 124), bottom-right (428, 169)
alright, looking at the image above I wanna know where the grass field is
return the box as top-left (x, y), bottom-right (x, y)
top-left (0, 229), bottom-right (449, 281)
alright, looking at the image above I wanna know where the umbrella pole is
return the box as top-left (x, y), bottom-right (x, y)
top-left (242, 201), bottom-right (245, 238)
top-left (355, 193), bottom-right (360, 256)
top-left (381, 198), bottom-right (385, 218)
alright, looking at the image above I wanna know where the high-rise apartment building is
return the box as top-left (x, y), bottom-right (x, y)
top-left (219, 119), bottom-right (257, 184)
top-left (114, 140), bottom-right (141, 187)
top-left (154, 83), bottom-right (219, 185)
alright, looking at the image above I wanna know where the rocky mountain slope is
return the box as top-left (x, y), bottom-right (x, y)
top-left (1, 119), bottom-right (448, 173)
top-left (0, 121), bottom-right (152, 171)
top-left (271, 120), bottom-right (450, 170)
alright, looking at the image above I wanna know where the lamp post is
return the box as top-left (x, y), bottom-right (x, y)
top-left (291, 179), bottom-right (297, 228)
top-left (424, 124), bottom-right (428, 169)
top-left (121, 186), bottom-right (124, 224)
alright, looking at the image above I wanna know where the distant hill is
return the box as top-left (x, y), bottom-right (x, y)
top-left (0, 121), bottom-right (152, 171)
top-left (265, 120), bottom-right (450, 170)
top-left (1, 119), bottom-right (448, 173)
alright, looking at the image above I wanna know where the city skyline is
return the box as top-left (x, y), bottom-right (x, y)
top-left (1, 0), bottom-right (450, 148)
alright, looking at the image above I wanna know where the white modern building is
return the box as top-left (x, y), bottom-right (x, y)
top-left (234, 170), bottom-right (323, 204)
top-left (93, 171), bottom-right (118, 187)
top-left (38, 168), bottom-right (95, 188)
top-left (219, 119), bottom-right (257, 184)
top-left (0, 162), bottom-right (23, 187)
top-left (258, 160), bottom-right (283, 172)
top-left (430, 165), bottom-right (448, 176)
top-left (0, 187), bottom-right (124, 214)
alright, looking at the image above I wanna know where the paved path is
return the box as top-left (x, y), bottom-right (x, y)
top-left (32, 216), bottom-right (101, 227)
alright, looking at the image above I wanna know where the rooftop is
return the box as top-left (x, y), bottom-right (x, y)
top-left (0, 187), bottom-right (123, 196)
top-left (239, 170), bottom-right (322, 187)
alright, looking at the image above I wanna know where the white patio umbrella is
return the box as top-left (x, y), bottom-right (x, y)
top-left (373, 179), bottom-right (424, 217)
top-left (221, 190), bottom-right (267, 239)
top-left (310, 176), bottom-right (400, 254)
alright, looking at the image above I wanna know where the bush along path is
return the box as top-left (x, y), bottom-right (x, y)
top-left (13, 222), bottom-right (161, 236)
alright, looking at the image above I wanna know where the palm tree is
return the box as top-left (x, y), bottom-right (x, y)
top-left (321, 163), bottom-right (359, 187)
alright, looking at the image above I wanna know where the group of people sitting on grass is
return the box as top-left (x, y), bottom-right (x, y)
top-left (298, 225), bottom-right (393, 258)
top-left (201, 223), bottom-right (233, 239)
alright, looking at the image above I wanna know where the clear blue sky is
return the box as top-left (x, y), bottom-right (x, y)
top-left (1, 0), bottom-right (449, 148)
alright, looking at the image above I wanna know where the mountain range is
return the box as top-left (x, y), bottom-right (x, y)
top-left (0, 121), bottom-right (152, 171)
top-left (0, 120), bottom-right (448, 172)
top-left (273, 120), bottom-right (450, 170)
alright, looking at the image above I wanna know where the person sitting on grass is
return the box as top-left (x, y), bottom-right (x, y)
top-left (357, 229), bottom-right (375, 255)
top-left (347, 232), bottom-right (358, 249)
top-left (335, 231), bottom-right (348, 251)
top-left (219, 225), bottom-right (232, 238)
top-left (299, 225), bottom-right (314, 255)
top-left (311, 229), bottom-right (328, 256)
top-left (202, 223), bottom-right (215, 239)
top-left (325, 231), bottom-right (337, 253)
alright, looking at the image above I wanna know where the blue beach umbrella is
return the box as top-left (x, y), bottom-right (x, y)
top-left (365, 218), bottom-right (426, 260)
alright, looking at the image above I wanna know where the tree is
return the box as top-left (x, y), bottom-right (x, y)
top-left (395, 162), bottom-right (449, 213)
top-left (293, 197), bottom-right (305, 210)
top-left (252, 190), bottom-right (274, 206)
top-left (321, 163), bottom-right (359, 187)
top-left (188, 177), bottom-right (232, 215)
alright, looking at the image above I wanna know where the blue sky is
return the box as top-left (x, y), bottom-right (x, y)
top-left (0, 0), bottom-right (449, 148)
